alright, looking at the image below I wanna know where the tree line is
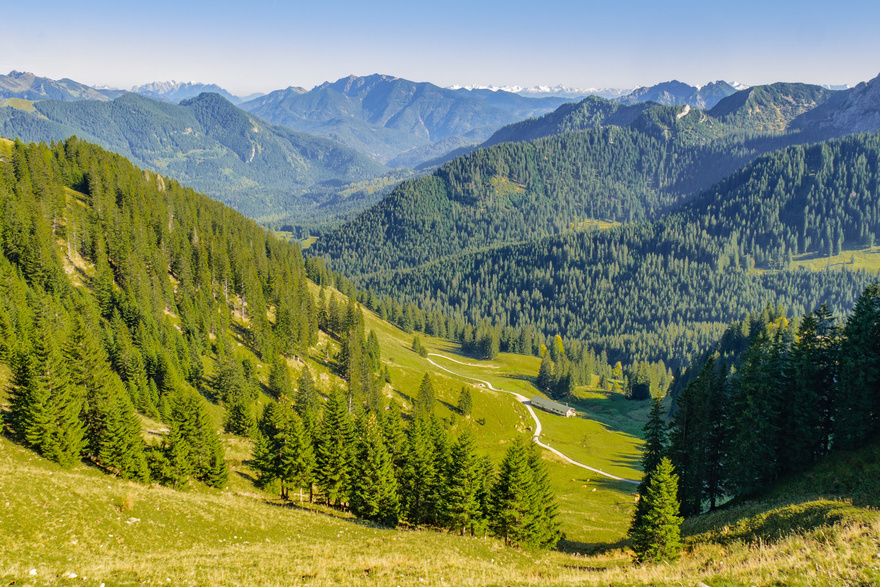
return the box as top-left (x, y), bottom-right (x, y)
top-left (249, 372), bottom-right (561, 549)
top-left (667, 282), bottom-right (880, 516)
top-left (326, 133), bottom-right (880, 368)
top-left (0, 136), bottom-right (323, 488)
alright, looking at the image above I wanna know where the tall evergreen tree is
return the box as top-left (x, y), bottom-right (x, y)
top-left (399, 414), bottom-right (437, 525)
top-left (315, 388), bottom-right (354, 507)
top-left (630, 457), bottom-right (683, 563)
top-left (630, 398), bottom-right (667, 539)
top-left (414, 373), bottom-right (435, 418)
top-left (8, 308), bottom-right (85, 468)
top-left (350, 412), bottom-right (399, 526)
top-left (836, 283), bottom-right (880, 448)
top-left (279, 412), bottom-right (315, 502)
top-left (728, 330), bottom-right (784, 496)
top-left (444, 431), bottom-right (483, 535)
top-left (489, 437), bottom-right (538, 548)
top-left (525, 441), bottom-right (562, 548)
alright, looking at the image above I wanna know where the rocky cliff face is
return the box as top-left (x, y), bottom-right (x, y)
top-left (792, 73), bottom-right (880, 137)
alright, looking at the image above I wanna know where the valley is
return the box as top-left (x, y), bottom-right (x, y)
top-left (1, 48), bottom-right (880, 586)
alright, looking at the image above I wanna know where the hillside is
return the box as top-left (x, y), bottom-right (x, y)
top-left (310, 99), bottom-right (810, 278)
top-left (0, 70), bottom-right (109, 102)
top-left (240, 74), bottom-right (521, 164)
top-left (1, 390), bottom-right (877, 586)
top-left (708, 81), bottom-right (835, 133)
top-left (0, 92), bottom-right (387, 221)
top-left (313, 133), bottom-right (880, 365)
top-left (0, 134), bottom-right (644, 545)
top-left (1, 136), bottom-right (878, 586)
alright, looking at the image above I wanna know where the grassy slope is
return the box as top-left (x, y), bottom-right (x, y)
top-left (3, 430), bottom-right (878, 587)
top-left (2, 172), bottom-right (876, 583)
top-left (790, 244), bottom-right (880, 275)
top-left (2, 281), bottom-right (877, 585)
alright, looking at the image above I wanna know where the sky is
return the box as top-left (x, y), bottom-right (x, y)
top-left (3, 0), bottom-right (880, 96)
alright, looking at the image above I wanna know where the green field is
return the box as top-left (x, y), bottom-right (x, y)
top-left (790, 245), bottom-right (880, 274)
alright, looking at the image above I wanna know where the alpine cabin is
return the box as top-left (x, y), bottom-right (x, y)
top-left (530, 396), bottom-right (576, 417)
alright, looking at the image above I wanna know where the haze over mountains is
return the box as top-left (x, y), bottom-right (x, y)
top-left (0, 91), bottom-right (385, 220)
top-left (1, 68), bottom-right (877, 232)
top-left (310, 71), bottom-right (880, 363)
top-left (239, 74), bottom-right (545, 165)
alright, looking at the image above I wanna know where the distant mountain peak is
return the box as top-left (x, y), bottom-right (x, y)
top-left (447, 83), bottom-right (630, 99)
top-left (1, 70), bottom-right (108, 102)
top-left (616, 80), bottom-right (737, 109)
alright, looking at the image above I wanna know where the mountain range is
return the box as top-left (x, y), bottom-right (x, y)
top-left (239, 74), bottom-right (566, 165)
top-left (308, 72), bottom-right (880, 364)
top-left (0, 91), bottom-right (386, 220)
top-left (0, 70), bottom-right (109, 102)
top-left (97, 80), bottom-right (261, 105)
top-left (615, 80), bottom-right (737, 109)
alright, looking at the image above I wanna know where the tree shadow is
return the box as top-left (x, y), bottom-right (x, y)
top-left (557, 536), bottom-right (629, 557)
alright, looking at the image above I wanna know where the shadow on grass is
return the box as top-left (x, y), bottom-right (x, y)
top-left (502, 373), bottom-right (539, 387)
top-left (607, 453), bottom-right (643, 472)
top-left (684, 497), bottom-right (877, 546)
top-left (557, 536), bottom-right (630, 557)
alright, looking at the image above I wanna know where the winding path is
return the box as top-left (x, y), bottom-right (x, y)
top-left (426, 353), bottom-right (640, 485)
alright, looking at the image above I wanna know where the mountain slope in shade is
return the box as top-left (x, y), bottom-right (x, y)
top-left (241, 74), bottom-right (520, 164)
top-left (0, 70), bottom-right (109, 102)
top-left (451, 87), bottom-right (572, 119)
top-left (617, 80), bottom-right (737, 109)
top-left (0, 92), bottom-right (386, 220)
top-left (791, 73), bottom-right (880, 137)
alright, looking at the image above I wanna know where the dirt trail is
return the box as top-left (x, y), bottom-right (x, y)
top-left (426, 353), bottom-right (639, 484)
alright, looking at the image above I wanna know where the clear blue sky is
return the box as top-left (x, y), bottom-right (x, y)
top-left (3, 0), bottom-right (879, 95)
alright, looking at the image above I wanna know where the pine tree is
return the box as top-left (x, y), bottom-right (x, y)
top-left (728, 330), bottom-right (783, 496)
top-left (489, 437), bottom-right (538, 547)
top-left (525, 441), bottom-right (562, 548)
top-left (279, 412), bottom-right (315, 502)
top-left (630, 457), bottom-right (683, 563)
top-left (8, 309), bottom-right (85, 468)
top-left (350, 412), bottom-right (399, 526)
top-left (537, 352), bottom-right (554, 392)
top-left (399, 414), bottom-right (437, 524)
top-left (315, 388), bottom-right (354, 507)
top-left (444, 431), bottom-right (482, 535)
top-left (629, 398), bottom-right (666, 539)
top-left (294, 366), bottom-right (321, 432)
top-left (414, 373), bottom-right (435, 418)
top-left (162, 419), bottom-right (193, 489)
top-left (836, 283), bottom-right (880, 448)
top-left (224, 394), bottom-right (256, 437)
top-left (457, 386), bottom-right (473, 416)
top-left (268, 357), bottom-right (293, 400)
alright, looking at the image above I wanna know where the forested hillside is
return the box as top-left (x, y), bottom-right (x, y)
top-left (323, 133), bottom-right (880, 366)
top-left (0, 136), bottom-right (566, 547)
top-left (0, 92), bottom-right (387, 221)
top-left (669, 282), bottom-right (880, 516)
top-left (311, 79), bottom-right (871, 280)
top-left (0, 135), bottom-right (323, 486)
top-left (311, 124), bottom-right (787, 277)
